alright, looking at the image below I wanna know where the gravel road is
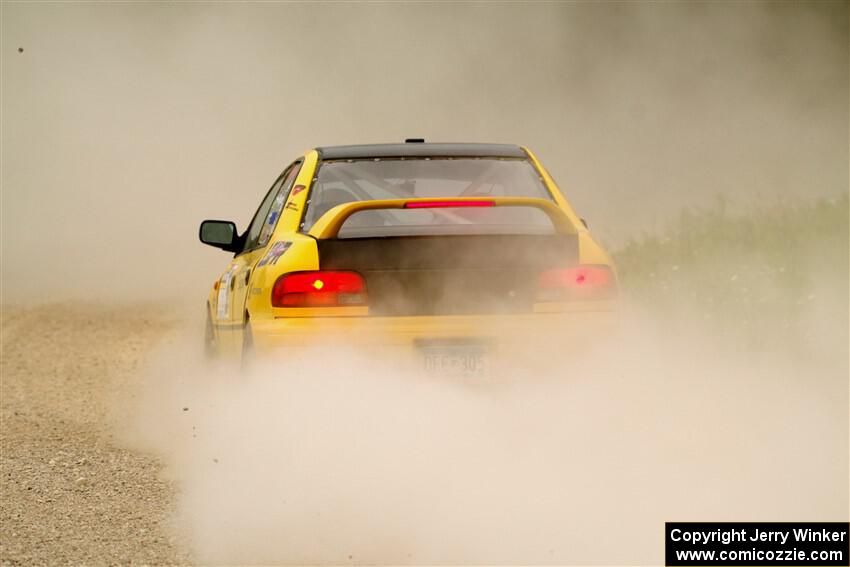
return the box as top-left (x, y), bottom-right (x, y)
top-left (0, 305), bottom-right (191, 566)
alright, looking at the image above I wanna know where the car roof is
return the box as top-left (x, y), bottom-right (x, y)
top-left (315, 142), bottom-right (527, 160)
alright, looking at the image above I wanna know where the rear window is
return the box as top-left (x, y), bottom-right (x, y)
top-left (302, 157), bottom-right (551, 232)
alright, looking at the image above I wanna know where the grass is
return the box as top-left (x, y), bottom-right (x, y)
top-left (612, 193), bottom-right (849, 350)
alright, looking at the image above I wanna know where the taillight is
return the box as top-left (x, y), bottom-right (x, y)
top-left (537, 265), bottom-right (617, 301)
top-left (272, 271), bottom-right (368, 308)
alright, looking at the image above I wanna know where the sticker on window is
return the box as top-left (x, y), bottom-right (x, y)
top-left (259, 192), bottom-right (287, 246)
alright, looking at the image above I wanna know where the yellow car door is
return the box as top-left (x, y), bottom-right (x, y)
top-left (228, 161), bottom-right (303, 348)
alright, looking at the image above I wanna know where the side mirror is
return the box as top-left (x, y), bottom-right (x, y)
top-left (199, 220), bottom-right (239, 252)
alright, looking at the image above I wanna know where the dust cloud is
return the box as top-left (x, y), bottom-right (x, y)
top-left (125, 295), bottom-right (846, 565)
top-left (2, 2), bottom-right (847, 302)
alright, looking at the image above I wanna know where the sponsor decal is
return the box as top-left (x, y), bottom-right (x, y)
top-left (215, 264), bottom-right (238, 319)
top-left (291, 184), bottom-right (306, 195)
top-left (285, 201), bottom-right (299, 211)
top-left (257, 241), bottom-right (292, 267)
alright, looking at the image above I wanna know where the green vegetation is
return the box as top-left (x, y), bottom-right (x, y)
top-left (612, 193), bottom-right (849, 350)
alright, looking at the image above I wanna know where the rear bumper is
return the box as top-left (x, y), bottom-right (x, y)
top-left (249, 302), bottom-right (618, 354)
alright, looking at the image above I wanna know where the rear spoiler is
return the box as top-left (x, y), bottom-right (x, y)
top-left (307, 197), bottom-right (579, 239)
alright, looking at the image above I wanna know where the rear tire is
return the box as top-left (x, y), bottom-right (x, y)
top-left (204, 307), bottom-right (218, 360)
top-left (240, 317), bottom-right (255, 372)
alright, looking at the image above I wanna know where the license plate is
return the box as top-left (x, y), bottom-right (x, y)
top-left (422, 346), bottom-right (490, 377)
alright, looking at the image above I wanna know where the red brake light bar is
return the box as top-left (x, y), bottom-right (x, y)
top-left (404, 200), bottom-right (495, 209)
top-left (272, 271), bottom-right (367, 308)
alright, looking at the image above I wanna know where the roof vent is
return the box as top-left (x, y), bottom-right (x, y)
top-left (405, 138), bottom-right (425, 143)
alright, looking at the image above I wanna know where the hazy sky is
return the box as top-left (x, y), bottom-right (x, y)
top-left (2, 2), bottom-right (847, 301)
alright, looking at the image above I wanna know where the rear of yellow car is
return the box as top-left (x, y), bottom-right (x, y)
top-left (205, 143), bottom-right (618, 374)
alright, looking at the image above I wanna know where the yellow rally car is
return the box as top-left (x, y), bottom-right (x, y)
top-left (199, 141), bottom-right (617, 374)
